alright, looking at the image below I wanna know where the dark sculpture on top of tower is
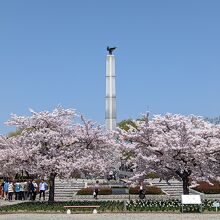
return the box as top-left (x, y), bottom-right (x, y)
top-left (107, 46), bottom-right (117, 55)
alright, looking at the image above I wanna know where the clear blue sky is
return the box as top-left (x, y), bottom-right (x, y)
top-left (0, 0), bottom-right (220, 134)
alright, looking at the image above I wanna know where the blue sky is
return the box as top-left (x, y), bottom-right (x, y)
top-left (0, 0), bottom-right (220, 134)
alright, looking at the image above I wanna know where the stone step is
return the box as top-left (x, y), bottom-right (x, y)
top-left (54, 191), bottom-right (79, 194)
top-left (161, 189), bottom-right (182, 192)
top-left (154, 184), bottom-right (183, 188)
top-left (55, 187), bottom-right (79, 190)
top-left (55, 184), bottom-right (83, 187)
top-left (150, 181), bottom-right (183, 196)
top-left (55, 187), bottom-right (81, 189)
top-left (55, 188), bottom-right (81, 192)
top-left (54, 192), bottom-right (75, 195)
top-left (54, 195), bottom-right (73, 197)
top-left (55, 185), bottom-right (84, 188)
top-left (54, 196), bottom-right (73, 198)
top-left (56, 185), bottom-right (83, 188)
top-left (158, 186), bottom-right (182, 188)
top-left (54, 192), bottom-right (73, 195)
top-left (55, 180), bottom-right (84, 183)
top-left (51, 180), bottom-right (85, 200)
top-left (154, 186), bottom-right (182, 189)
top-left (154, 183), bottom-right (182, 186)
top-left (157, 187), bottom-right (182, 189)
top-left (55, 186), bottom-right (84, 189)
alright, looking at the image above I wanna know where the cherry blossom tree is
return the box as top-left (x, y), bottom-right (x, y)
top-left (0, 135), bottom-right (20, 178)
top-left (4, 107), bottom-right (118, 202)
top-left (70, 116), bottom-right (119, 178)
top-left (117, 114), bottom-right (220, 194)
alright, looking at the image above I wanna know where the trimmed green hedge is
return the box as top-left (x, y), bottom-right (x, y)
top-left (129, 186), bottom-right (164, 195)
top-left (145, 172), bottom-right (160, 179)
top-left (77, 186), bottom-right (164, 195)
top-left (77, 187), bottom-right (112, 195)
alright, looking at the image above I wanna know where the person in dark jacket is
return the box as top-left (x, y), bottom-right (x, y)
top-left (28, 180), bottom-right (34, 200)
top-left (93, 180), bottom-right (100, 199)
top-left (139, 182), bottom-right (145, 200)
top-left (32, 180), bottom-right (38, 201)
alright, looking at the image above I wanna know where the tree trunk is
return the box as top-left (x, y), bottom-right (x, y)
top-left (48, 173), bottom-right (56, 202)
top-left (182, 175), bottom-right (190, 194)
top-left (176, 170), bottom-right (191, 195)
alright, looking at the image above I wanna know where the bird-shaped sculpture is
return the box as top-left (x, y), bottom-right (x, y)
top-left (107, 46), bottom-right (117, 55)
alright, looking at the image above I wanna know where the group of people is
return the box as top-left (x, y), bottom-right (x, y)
top-left (1, 179), bottom-right (48, 202)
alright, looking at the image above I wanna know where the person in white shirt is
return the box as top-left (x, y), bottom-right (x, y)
top-left (8, 181), bottom-right (14, 201)
top-left (32, 180), bottom-right (38, 201)
top-left (39, 179), bottom-right (48, 201)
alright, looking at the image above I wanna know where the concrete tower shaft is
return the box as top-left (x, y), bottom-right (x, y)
top-left (105, 54), bottom-right (116, 131)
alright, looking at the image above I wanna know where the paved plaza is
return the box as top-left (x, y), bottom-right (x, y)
top-left (0, 200), bottom-right (28, 207)
top-left (0, 213), bottom-right (219, 220)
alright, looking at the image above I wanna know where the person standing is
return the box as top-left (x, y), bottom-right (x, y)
top-left (23, 181), bottom-right (28, 200)
top-left (1, 180), bottom-right (5, 199)
top-left (32, 180), bottom-right (38, 201)
top-left (3, 180), bottom-right (9, 200)
top-left (15, 181), bottom-right (21, 200)
top-left (19, 181), bottom-right (25, 200)
top-left (139, 182), bottom-right (145, 200)
top-left (39, 179), bottom-right (48, 201)
top-left (27, 180), bottom-right (33, 200)
top-left (8, 181), bottom-right (14, 201)
top-left (93, 180), bottom-right (100, 199)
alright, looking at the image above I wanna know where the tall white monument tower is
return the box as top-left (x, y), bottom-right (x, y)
top-left (105, 46), bottom-right (117, 131)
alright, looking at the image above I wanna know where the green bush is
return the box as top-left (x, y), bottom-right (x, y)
top-left (77, 187), bottom-right (112, 195)
top-left (145, 172), bottom-right (160, 179)
top-left (129, 186), bottom-right (164, 195)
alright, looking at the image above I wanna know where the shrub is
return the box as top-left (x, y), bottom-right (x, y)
top-left (77, 187), bottom-right (112, 195)
top-left (129, 186), bottom-right (164, 195)
top-left (192, 181), bottom-right (220, 194)
top-left (145, 172), bottom-right (160, 179)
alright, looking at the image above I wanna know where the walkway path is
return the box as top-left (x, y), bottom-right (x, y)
top-left (0, 213), bottom-right (219, 220)
top-left (0, 199), bottom-right (28, 207)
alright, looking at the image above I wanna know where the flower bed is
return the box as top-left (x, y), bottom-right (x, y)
top-left (0, 199), bottom-right (219, 213)
top-left (126, 199), bottom-right (220, 212)
top-left (0, 201), bottom-right (124, 213)
top-left (129, 186), bottom-right (164, 195)
top-left (77, 187), bottom-right (112, 195)
top-left (192, 181), bottom-right (220, 194)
